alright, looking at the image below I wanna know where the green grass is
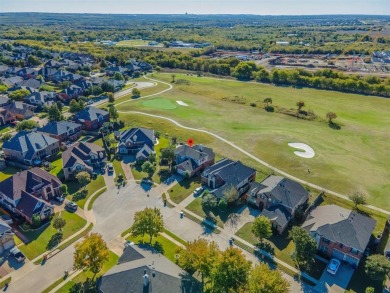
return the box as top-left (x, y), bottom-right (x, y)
top-left (41, 276), bottom-right (67, 293)
top-left (168, 177), bottom-right (201, 204)
top-left (117, 73), bottom-right (390, 210)
top-left (236, 222), bottom-right (296, 268)
top-left (55, 251), bottom-right (119, 293)
top-left (87, 188), bottom-right (107, 210)
top-left (111, 159), bottom-right (125, 177)
top-left (126, 233), bottom-right (181, 263)
top-left (163, 228), bottom-right (188, 246)
top-left (346, 258), bottom-right (384, 293)
top-left (0, 277), bottom-right (11, 290)
top-left (66, 175), bottom-right (106, 208)
top-left (48, 154), bottom-right (63, 178)
top-left (0, 166), bottom-right (19, 181)
top-left (17, 211), bottom-right (86, 260)
top-left (116, 39), bottom-right (155, 47)
top-left (142, 98), bottom-right (178, 110)
top-left (0, 125), bottom-right (12, 134)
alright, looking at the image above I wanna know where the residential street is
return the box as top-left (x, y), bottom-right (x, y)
top-left (4, 181), bottom-right (316, 293)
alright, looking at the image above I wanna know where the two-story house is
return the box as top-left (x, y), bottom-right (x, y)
top-left (117, 127), bottom-right (156, 160)
top-left (248, 176), bottom-right (310, 234)
top-left (0, 219), bottom-right (15, 255)
top-left (58, 85), bottom-right (84, 102)
top-left (174, 144), bottom-right (215, 177)
top-left (62, 142), bottom-right (107, 180)
top-left (201, 159), bottom-right (256, 200)
top-left (1, 101), bottom-right (34, 120)
top-left (73, 106), bottom-right (109, 131)
top-left (0, 168), bottom-right (60, 224)
top-left (302, 205), bottom-right (376, 266)
top-left (37, 121), bottom-right (82, 143)
top-left (23, 91), bottom-right (56, 108)
top-left (2, 131), bottom-right (60, 166)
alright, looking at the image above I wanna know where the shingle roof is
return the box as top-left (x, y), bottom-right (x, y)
top-left (262, 205), bottom-right (291, 228)
top-left (176, 159), bottom-right (198, 173)
top-left (0, 219), bottom-right (12, 236)
top-left (302, 205), bottom-right (376, 252)
top-left (174, 144), bottom-right (214, 162)
top-left (74, 106), bottom-right (108, 122)
top-left (117, 245), bottom-right (145, 265)
top-left (217, 161), bottom-right (255, 187)
top-left (118, 127), bottom-right (155, 150)
top-left (38, 121), bottom-right (81, 136)
top-left (62, 142), bottom-right (106, 168)
top-left (3, 131), bottom-right (58, 160)
top-left (136, 144), bottom-right (154, 160)
top-left (16, 190), bottom-right (47, 219)
top-left (257, 176), bottom-right (309, 210)
top-left (99, 245), bottom-right (200, 293)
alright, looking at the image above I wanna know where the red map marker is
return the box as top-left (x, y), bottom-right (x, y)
top-left (187, 138), bottom-right (194, 147)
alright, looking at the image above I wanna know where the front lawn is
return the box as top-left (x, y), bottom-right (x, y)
top-left (17, 211), bottom-right (86, 260)
top-left (0, 166), bottom-right (19, 181)
top-left (66, 175), bottom-right (106, 208)
top-left (111, 159), bottom-right (125, 178)
top-left (126, 233), bottom-right (181, 263)
top-left (47, 153), bottom-right (63, 178)
top-left (346, 258), bottom-right (384, 293)
top-left (168, 177), bottom-right (201, 204)
top-left (0, 125), bottom-right (12, 134)
top-left (54, 251), bottom-right (119, 293)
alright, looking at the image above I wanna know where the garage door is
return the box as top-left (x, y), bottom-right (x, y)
top-left (345, 254), bottom-right (359, 266)
top-left (332, 249), bottom-right (345, 261)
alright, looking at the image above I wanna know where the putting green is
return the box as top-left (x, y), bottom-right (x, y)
top-left (142, 98), bottom-right (177, 110)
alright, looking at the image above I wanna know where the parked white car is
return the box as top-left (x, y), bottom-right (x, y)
top-left (327, 258), bottom-right (341, 275)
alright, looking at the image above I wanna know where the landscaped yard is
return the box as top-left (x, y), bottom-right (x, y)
top-left (54, 251), bottom-right (119, 293)
top-left (126, 233), bottom-right (182, 263)
top-left (116, 73), bottom-right (390, 210)
top-left (17, 211), bottom-right (86, 260)
top-left (48, 153), bottom-right (63, 178)
top-left (66, 175), bottom-right (106, 208)
top-left (0, 125), bottom-right (12, 134)
top-left (168, 177), bottom-right (201, 204)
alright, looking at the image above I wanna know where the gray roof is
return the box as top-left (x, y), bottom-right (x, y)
top-left (174, 144), bottom-right (214, 162)
top-left (99, 245), bottom-right (200, 293)
top-left (262, 205), bottom-right (291, 228)
top-left (256, 176), bottom-right (309, 210)
top-left (62, 142), bottom-right (106, 168)
top-left (118, 127), bottom-right (155, 150)
top-left (302, 205), bottom-right (376, 252)
top-left (0, 219), bottom-right (12, 236)
top-left (38, 121), bottom-right (81, 136)
top-left (74, 106), bottom-right (108, 122)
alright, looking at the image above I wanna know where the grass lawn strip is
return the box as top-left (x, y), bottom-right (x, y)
top-left (0, 166), bottom-right (20, 181)
top-left (54, 251), bottom-right (119, 293)
top-left (87, 187), bottom-right (107, 210)
top-left (66, 175), bottom-right (106, 208)
top-left (117, 73), bottom-right (390, 210)
top-left (18, 211), bottom-right (86, 260)
top-left (168, 177), bottom-right (201, 204)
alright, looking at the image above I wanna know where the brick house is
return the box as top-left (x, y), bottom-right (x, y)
top-left (73, 106), bottom-right (109, 131)
top-left (0, 168), bottom-right (60, 224)
top-left (247, 176), bottom-right (309, 234)
top-left (302, 205), bottom-right (376, 266)
top-left (2, 131), bottom-right (60, 166)
top-left (62, 142), bottom-right (107, 180)
top-left (117, 127), bottom-right (156, 160)
top-left (37, 121), bottom-right (82, 143)
top-left (174, 144), bottom-right (215, 177)
top-left (201, 159), bottom-right (256, 200)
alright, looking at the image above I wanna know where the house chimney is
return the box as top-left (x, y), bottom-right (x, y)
top-left (152, 270), bottom-right (156, 277)
top-left (143, 272), bottom-right (149, 287)
top-left (199, 144), bottom-right (203, 152)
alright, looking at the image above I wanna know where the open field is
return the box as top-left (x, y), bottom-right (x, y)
top-left (115, 39), bottom-right (162, 47)
top-left (116, 73), bottom-right (390, 210)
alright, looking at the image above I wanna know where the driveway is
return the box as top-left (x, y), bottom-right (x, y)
top-left (315, 262), bottom-right (355, 293)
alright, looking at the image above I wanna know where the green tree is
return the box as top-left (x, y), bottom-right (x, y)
top-left (101, 82), bottom-right (115, 93)
top-left (53, 217), bottom-right (66, 233)
top-left (365, 254), bottom-right (390, 282)
top-left (73, 233), bottom-right (110, 280)
top-left (251, 215), bottom-right (272, 243)
top-left (132, 87), bottom-right (141, 98)
top-left (69, 99), bottom-right (85, 113)
top-left (130, 207), bottom-right (164, 243)
top-left (176, 239), bottom-right (220, 288)
top-left (171, 74), bottom-right (176, 83)
top-left (233, 62), bottom-right (256, 80)
top-left (32, 214), bottom-right (41, 228)
top-left (0, 84), bottom-right (8, 93)
top-left (326, 112), bottom-right (337, 124)
top-left (27, 55), bottom-right (41, 66)
top-left (39, 85), bottom-right (54, 92)
top-left (289, 227), bottom-right (317, 269)
top-left (75, 171), bottom-right (91, 190)
top-left (365, 287), bottom-right (375, 293)
top-left (218, 198), bottom-right (228, 211)
top-left (9, 89), bottom-right (30, 101)
top-left (47, 104), bottom-right (63, 121)
top-left (141, 161), bottom-right (156, 178)
top-left (296, 100), bottom-right (305, 112)
top-left (202, 193), bottom-right (218, 213)
top-left (210, 247), bottom-right (251, 293)
top-left (160, 145), bottom-right (175, 169)
top-left (61, 184), bottom-right (68, 195)
top-left (349, 191), bottom-right (367, 209)
top-left (263, 97), bottom-right (272, 107)
top-left (114, 72), bottom-right (124, 81)
top-left (108, 104), bottom-right (119, 121)
top-left (245, 263), bottom-right (290, 293)
top-left (107, 92), bottom-right (115, 103)
top-left (16, 120), bottom-right (38, 131)
top-left (223, 185), bottom-right (238, 203)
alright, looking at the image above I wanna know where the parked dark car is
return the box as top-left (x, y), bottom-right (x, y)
top-left (10, 247), bottom-right (26, 263)
top-left (65, 201), bottom-right (78, 211)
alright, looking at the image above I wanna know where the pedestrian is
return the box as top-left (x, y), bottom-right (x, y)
top-left (307, 168), bottom-right (310, 173)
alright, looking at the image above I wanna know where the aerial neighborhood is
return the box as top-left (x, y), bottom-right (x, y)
top-left (0, 12), bottom-right (389, 293)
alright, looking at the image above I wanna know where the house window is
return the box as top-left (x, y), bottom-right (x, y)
top-left (322, 237), bottom-right (330, 244)
top-left (339, 243), bottom-right (343, 249)
top-left (320, 246), bottom-right (328, 253)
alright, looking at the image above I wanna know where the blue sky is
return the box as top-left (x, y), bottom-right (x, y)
top-left (1, 0), bottom-right (389, 15)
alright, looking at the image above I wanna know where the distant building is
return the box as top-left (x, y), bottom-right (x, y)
top-left (174, 144), bottom-right (215, 178)
top-left (73, 106), bottom-right (109, 131)
top-left (37, 121), bottom-right (83, 143)
top-left (276, 41), bottom-right (289, 46)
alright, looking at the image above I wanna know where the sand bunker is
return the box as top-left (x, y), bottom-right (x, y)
top-left (288, 143), bottom-right (315, 158)
top-left (176, 100), bottom-right (189, 106)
